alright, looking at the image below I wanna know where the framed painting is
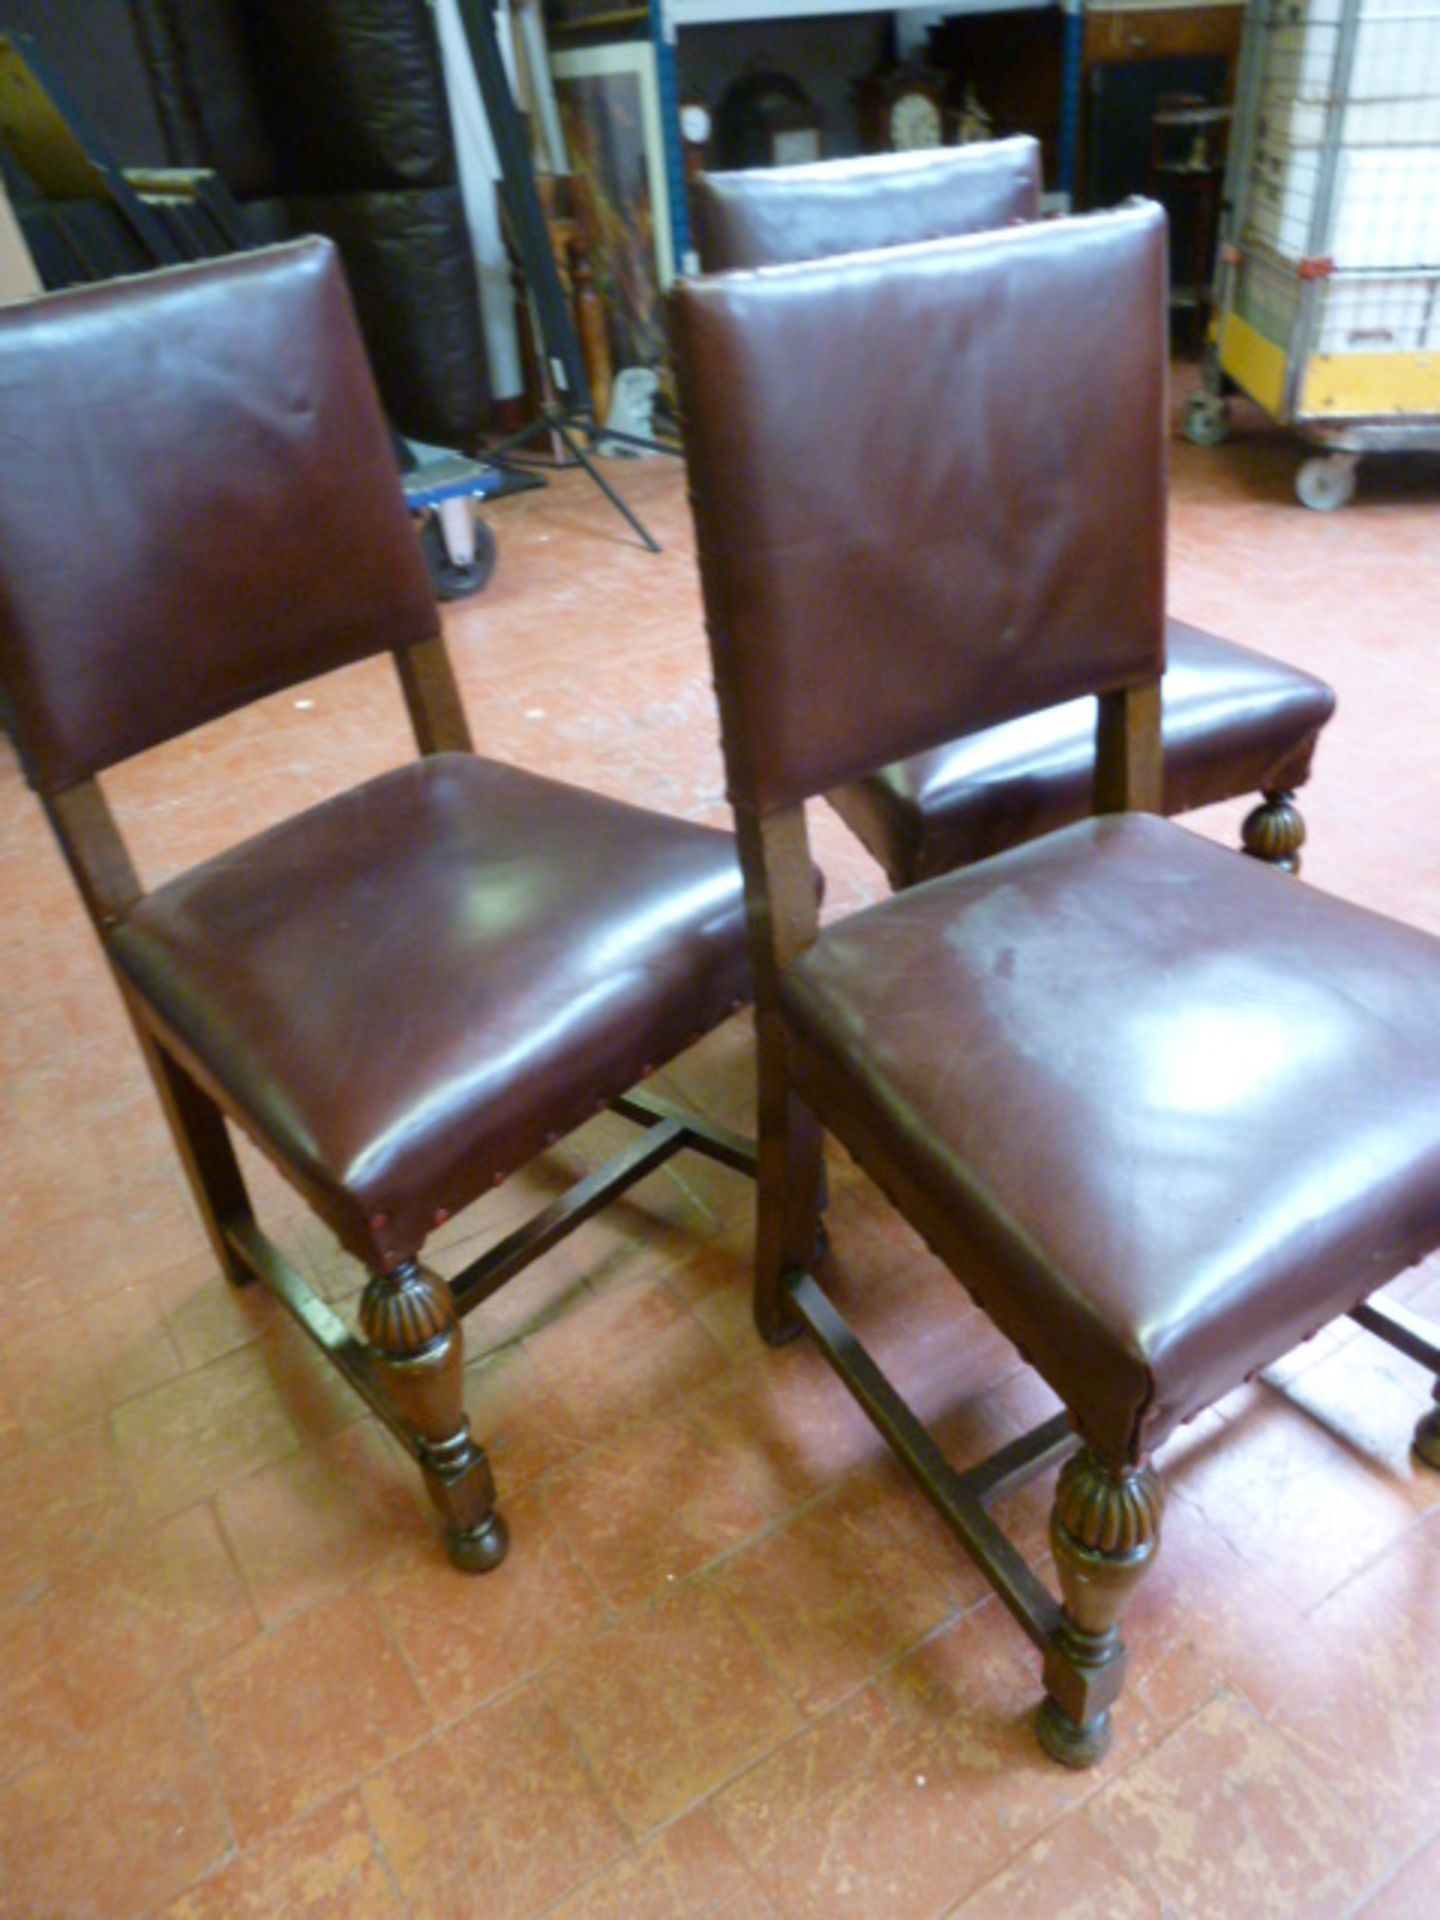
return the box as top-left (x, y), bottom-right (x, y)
top-left (550, 38), bottom-right (675, 376)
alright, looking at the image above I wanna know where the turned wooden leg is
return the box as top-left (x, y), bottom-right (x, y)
top-left (136, 1027), bottom-right (255, 1288)
top-left (360, 1259), bottom-right (508, 1573)
top-left (754, 1025), bottom-right (826, 1347)
top-left (1241, 789), bottom-right (1306, 874)
top-left (1414, 1380), bottom-right (1440, 1469)
top-left (1037, 1449), bottom-right (1164, 1768)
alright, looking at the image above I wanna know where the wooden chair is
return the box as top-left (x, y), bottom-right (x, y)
top-left (692, 141), bottom-right (1334, 884)
top-left (673, 202), bottom-right (1440, 1765)
top-left (0, 239), bottom-right (753, 1570)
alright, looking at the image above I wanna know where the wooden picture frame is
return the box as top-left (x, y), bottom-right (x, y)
top-left (551, 38), bottom-right (675, 375)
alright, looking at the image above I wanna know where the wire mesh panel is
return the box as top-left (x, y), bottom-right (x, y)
top-left (1245, 1), bottom-right (1440, 268)
top-left (1313, 270), bottom-right (1440, 349)
top-left (1233, 243), bottom-right (1305, 337)
top-left (1196, 1), bottom-right (1440, 498)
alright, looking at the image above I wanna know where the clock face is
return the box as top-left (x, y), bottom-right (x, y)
top-left (889, 91), bottom-right (943, 151)
top-left (680, 102), bottom-right (712, 146)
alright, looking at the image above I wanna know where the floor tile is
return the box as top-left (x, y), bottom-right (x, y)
top-left (1108, 1486), bottom-right (1298, 1738)
top-left (1168, 1382), bottom-right (1424, 1611)
top-left (368, 1486), bottom-right (610, 1723)
top-left (0, 1421), bottom-right (136, 1606)
top-left (942, 1813), bottom-right (1162, 1920)
top-left (444, 1226), bottom-right (593, 1359)
top-left (0, 1278), bottom-right (182, 1439)
top-left (1266, 1329), bottom-right (1440, 1514)
top-left (723, 1602), bottom-right (1147, 1920)
top-left (252, 1313), bottom-right (373, 1445)
top-left (1222, 1531), bottom-right (1440, 1855)
top-left (193, 1588), bottom-right (430, 1845)
top-left (9, 1174), bottom-right (205, 1336)
top-left (652, 1011), bottom-right (759, 1133)
top-left (362, 1681), bottom-right (626, 1920)
top-left (148, 1252), bottom-right (267, 1368)
top-left (464, 1337), bottom-right (591, 1492)
top-left (712, 1473), bottom-right (959, 1717)
top-left (1356, 1830), bottom-right (1440, 1919)
top-left (540, 1809), bottom-right (758, 1920)
top-left (525, 1269), bottom-right (729, 1443)
top-left (288, 1212), bottom-right (369, 1307)
top-left (0, 1378), bottom-right (21, 1468)
top-left (543, 1405), bottom-right (772, 1611)
top-left (685, 1342), bottom-right (890, 1518)
top-left (548, 1579), bottom-right (803, 1836)
top-left (111, 1341), bottom-right (305, 1522)
top-left (157, 1795), bottom-right (402, 1920)
top-left (44, 1503), bottom-right (257, 1730)
top-left (0, 1689), bottom-right (230, 1920)
top-left (215, 1418), bottom-right (428, 1628)
top-left (1087, 1693), bottom-right (1384, 1918)
top-left (0, 1595), bottom-right (82, 1786)
top-left (713, 1656), bottom-right (1056, 1920)
top-left (714, 1889), bottom-right (784, 1920)
top-left (675, 1231), bottom-right (760, 1361)
top-left (823, 1249), bottom-right (1028, 1433)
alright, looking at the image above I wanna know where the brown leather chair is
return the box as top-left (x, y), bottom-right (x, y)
top-left (674, 203), bottom-right (1440, 1767)
top-left (0, 239), bottom-right (752, 1571)
top-left (692, 141), bottom-right (1334, 884)
top-left (690, 137), bottom-right (1042, 272)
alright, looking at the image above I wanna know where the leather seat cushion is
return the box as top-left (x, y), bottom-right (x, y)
top-left (780, 813), bottom-right (1440, 1464)
top-left (827, 621), bottom-right (1336, 887)
top-left (112, 754), bottom-right (749, 1267)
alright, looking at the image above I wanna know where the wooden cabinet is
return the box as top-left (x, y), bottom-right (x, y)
top-left (926, 3), bottom-right (1244, 207)
top-left (1084, 4), bottom-right (1244, 74)
top-left (1081, 5), bottom-right (1244, 211)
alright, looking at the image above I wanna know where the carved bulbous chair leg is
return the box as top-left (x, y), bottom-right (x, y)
top-left (1037, 1449), bottom-right (1164, 1768)
top-left (1241, 789), bottom-right (1306, 874)
top-left (360, 1259), bottom-right (509, 1573)
top-left (1413, 1382), bottom-right (1440, 1469)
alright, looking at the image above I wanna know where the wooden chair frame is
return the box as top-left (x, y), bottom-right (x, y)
top-left (743, 682), bottom-right (1440, 1763)
top-left (48, 632), bottom-right (755, 1571)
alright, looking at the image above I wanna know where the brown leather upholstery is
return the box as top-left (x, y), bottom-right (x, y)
top-left (830, 620), bottom-right (1334, 887)
top-left (782, 812), bottom-right (1440, 1463)
top-left (691, 137), bottom-right (1041, 272)
top-left (675, 204), bottom-right (1440, 1759)
top-left (675, 205), bottom-right (1169, 814)
top-left (693, 143), bottom-right (1335, 887)
top-left (0, 241), bottom-right (435, 794)
top-left (0, 238), bottom-right (752, 1571)
top-left (113, 753), bottom-right (748, 1269)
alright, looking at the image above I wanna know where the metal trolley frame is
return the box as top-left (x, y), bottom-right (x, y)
top-left (1186, 0), bottom-right (1440, 508)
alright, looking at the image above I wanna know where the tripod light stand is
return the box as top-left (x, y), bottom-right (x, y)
top-left (455, 0), bottom-right (680, 553)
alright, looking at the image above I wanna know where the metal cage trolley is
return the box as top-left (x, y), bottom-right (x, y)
top-left (1186, 0), bottom-right (1440, 508)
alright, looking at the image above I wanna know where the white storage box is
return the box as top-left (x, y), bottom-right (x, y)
top-left (1313, 272), bottom-right (1438, 349)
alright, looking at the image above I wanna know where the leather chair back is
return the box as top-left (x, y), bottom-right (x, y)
top-left (0, 238), bottom-right (435, 794)
top-left (672, 203), bottom-right (1169, 816)
top-left (692, 137), bottom-right (1042, 272)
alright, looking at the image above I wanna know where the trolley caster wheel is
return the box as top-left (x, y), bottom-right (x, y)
top-left (420, 512), bottom-right (497, 601)
top-left (1295, 453), bottom-right (1358, 513)
top-left (1184, 392), bottom-right (1231, 447)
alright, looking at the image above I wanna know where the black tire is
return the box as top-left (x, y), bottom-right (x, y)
top-left (419, 514), bottom-right (497, 601)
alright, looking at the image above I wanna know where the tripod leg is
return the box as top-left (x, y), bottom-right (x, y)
top-left (483, 413), bottom-right (562, 467)
top-left (588, 423), bottom-right (685, 460)
top-left (552, 417), bottom-right (662, 553)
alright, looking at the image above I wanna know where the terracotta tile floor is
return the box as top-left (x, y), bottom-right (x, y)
top-left (2, 375), bottom-right (1440, 1918)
